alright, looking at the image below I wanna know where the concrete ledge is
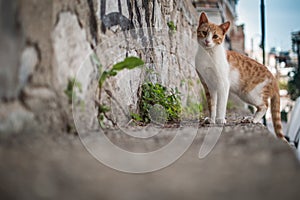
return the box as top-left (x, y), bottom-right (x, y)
top-left (0, 124), bottom-right (299, 200)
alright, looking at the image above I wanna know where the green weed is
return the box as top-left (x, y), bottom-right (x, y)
top-left (182, 96), bottom-right (204, 120)
top-left (167, 21), bottom-right (177, 31)
top-left (64, 77), bottom-right (82, 103)
top-left (135, 82), bottom-right (182, 123)
top-left (99, 56), bottom-right (144, 90)
top-left (91, 53), bottom-right (144, 128)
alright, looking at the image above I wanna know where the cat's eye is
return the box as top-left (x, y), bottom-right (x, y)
top-left (213, 34), bottom-right (219, 39)
top-left (202, 31), bottom-right (207, 36)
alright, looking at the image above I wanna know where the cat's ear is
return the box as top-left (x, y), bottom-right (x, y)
top-left (220, 21), bottom-right (230, 34)
top-left (199, 12), bottom-right (208, 26)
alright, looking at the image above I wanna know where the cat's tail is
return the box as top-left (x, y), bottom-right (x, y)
top-left (270, 88), bottom-right (285, 139)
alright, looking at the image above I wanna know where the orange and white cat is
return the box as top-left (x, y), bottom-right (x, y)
top-left (195, 12), bottom-right (284, 139)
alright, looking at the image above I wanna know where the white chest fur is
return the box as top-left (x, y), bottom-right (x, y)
top-left (195, 44), bottom-right (230, 90)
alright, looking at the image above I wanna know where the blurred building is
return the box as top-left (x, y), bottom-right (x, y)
top-left (268, 31), bottom-right (299, 78)
top-left (192, 0), bottom-right (245, 53)
top-left (292, 30), bottom-right (300, 71)
top-left (268, 47), bottom-right (298, 78)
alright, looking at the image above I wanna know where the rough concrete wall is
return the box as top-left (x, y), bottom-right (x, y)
top-left (0, 0), bottom-right (36, 134)
top-left (94, 0), bottom-right (202, 126)
top-left (0, 0), bottom-right (202, 133)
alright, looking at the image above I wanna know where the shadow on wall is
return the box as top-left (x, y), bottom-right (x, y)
top-left (0, 0), bottom-right (24, 100)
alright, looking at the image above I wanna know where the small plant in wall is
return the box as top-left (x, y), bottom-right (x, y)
top-left (91, 53), bottom-right (144, 128)
top-left (98, 56), bottom-right (144, 90)
top-left (64, 77), bottom-right (82, 104)
top-left (64, 77), bottom-right (84, 133)
top-left (167, 21), bottom-right (177, 31)
top-left (131, 82), bottom-right (182, 124)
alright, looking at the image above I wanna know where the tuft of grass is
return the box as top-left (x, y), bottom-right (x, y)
top-left (226, 100), bottom-right (235, 110)
top-left (135, 82), bottom-right (182, 124)
top-left (167, 21), bottom-right (177, 31)
top-left (182, 101), bottom-right (204, 120)
top-left (64, 77), bottom-right (82, 103)
top-left (130, 112), bottom-right (143, 122)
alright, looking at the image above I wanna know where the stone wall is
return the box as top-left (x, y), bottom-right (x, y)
top-left (0, 0), bottom-right (203, 133)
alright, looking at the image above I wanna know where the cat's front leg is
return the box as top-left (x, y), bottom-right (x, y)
top-left (215, 80), bottom-right (229, 124)
top-left (209, 90), bottom-right (217, 124)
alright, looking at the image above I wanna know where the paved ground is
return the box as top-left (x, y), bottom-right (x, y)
top-left (0, 123), bottom-right (300, 200)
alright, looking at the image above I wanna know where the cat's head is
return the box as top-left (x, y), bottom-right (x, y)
top-left (197, 12), bottom-right (230, 49)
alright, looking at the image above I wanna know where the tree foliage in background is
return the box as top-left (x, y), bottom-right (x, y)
top-left (288, 70), bottom-right (300, 100)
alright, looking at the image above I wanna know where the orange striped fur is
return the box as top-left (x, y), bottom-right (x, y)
top-left (227, 51), bottom-right (284, 139)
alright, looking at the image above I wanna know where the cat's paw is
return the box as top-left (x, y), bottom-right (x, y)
top-left (241, 116), bottom-right (254, 123)
top-left (252, 118), bottom-right (263, 124)
top-left (203, 117), bottom-right (215, 124)
top-left (216, 118), bottom-right (226, 124)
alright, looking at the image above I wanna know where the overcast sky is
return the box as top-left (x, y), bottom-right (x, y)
top-left (236, 0), bottom-right (300, 52)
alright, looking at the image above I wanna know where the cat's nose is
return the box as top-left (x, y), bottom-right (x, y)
top-left (205, 39), bottom-right (210, 44)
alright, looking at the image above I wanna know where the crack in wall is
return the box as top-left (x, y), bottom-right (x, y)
top-left (87, 0), bottom-right (99, 45)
